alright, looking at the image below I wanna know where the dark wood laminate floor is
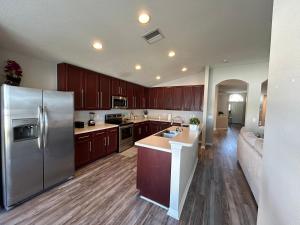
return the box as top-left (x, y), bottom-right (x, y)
top-left (0, 126), bottom-right (257, 225)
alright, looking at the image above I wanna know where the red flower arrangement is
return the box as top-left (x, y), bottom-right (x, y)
top-left (4, 60), bottom-right (23, 86)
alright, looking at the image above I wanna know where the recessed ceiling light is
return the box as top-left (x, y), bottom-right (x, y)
top-left (135, 64), bottom-right (142, 70)
top-left (93, 41), bottom-right (102, 50)
top-left (168, 51), bottom-right (175, 57)
top-left (223, 59), bottom-right (229, 63)
top-left (156, 75), bottom-right (161, 80)
top-left (181, 67), bottom-right (187, 72)
top-left (138, 13), bottom-right (150, 24)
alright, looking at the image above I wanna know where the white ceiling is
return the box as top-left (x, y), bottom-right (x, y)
top-left (0, 0), bottom-right (273, 87)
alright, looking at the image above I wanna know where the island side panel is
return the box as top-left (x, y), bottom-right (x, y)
top-left (136, 147), bottom-right (171, 207)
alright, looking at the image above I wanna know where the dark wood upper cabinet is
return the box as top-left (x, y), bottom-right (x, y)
top-left (119, 80), bottom-right (127, 96)
top-left (156, 87), bottom-right (165, 109)
top-left (127, 82), bottom-right (134, 109)
top-left (164, 87), bottom-right (173, 110)
top-left (111, 78), bottom-right (120, 96)
top-left (84, 70), bottom-right (99, 110)
top-left (192, 85), bottom-right (204, 111)
top-left (99, 75), bottom-right (111, 109)
top-left (135, 85), bottom-right (143, 109)
top-left (58, 63), bottom-right (204, 111)
top-left (144, 88), bottom-right (149, 109)
top-left (148, 88), bottom-right (157, 109)
top-left (111, 78), bottom-right (127, 96)
top-left (182, 86), bottom-right (194, 111)
top-left (58, 63), bottom-right (85, 110)
top-left (172, 87), bottom-right (183, 110)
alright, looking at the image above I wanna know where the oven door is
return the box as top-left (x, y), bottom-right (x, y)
top-left (112, 96), bottom-right (128, 109)
top-left (119, 124), bottom-right (133, 152)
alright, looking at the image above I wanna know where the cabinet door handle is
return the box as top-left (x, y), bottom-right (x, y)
top-left (97, 91), bottom-right (100, 108)
top-left (89, 141), bottom-right (92, 152)
top-left (78, 135), bottom-right (89, 139)
top-left (81, 89), bottom-right (84, 108)
top-left (104, 136), bottom-right (106, 146)
top-left (100, 91), bottom-right (103, 108)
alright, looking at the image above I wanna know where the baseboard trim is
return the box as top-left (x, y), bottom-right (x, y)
top-left (140, 196), bottom-right (168, 210)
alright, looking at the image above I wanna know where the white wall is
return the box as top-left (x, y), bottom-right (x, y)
top-left (205, 61), bottom-right (269, 143)
top-left (0, 48), bottom-right (58, 90)
top-left (154, 73), bottom-right (205, 87)
top-left (257, 0), bottom-right (300, 224)
top-left (217, 93), bottom-right (229, 115)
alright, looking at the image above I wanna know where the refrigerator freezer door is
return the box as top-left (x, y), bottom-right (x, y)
top-left (42, 90), bottom-right (75, 189)
top-left (1, 85), bottom-right (44, 209)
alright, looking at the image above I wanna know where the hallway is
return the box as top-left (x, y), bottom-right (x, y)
top-left (180, 125), bottom-right (258, 225)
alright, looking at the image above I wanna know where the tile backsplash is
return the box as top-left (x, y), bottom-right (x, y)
top-left (75, 109), bottom-right (203, 125)
top-left (147, 109), bottom-right (203, 124)
top-left (74, 109), bottom-right (144, 125)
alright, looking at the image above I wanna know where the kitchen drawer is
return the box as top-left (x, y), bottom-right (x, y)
top-left (75, 133), bottom-right (92, 142)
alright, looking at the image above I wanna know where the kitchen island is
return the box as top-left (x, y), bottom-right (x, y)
top-left (135, 126), bottom-right (201, 220)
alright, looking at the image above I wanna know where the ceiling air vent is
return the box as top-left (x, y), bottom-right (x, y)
top-left (143, 29), bottom-right (164, 44)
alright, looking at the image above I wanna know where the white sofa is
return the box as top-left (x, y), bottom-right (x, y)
top-left (237, 127), bottom-right (264, 204)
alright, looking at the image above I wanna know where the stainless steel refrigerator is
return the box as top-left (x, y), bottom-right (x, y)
top-left (1, 84), bottom-right (74, 210)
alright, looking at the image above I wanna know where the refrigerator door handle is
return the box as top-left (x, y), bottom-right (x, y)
top-left (38, 106), bottom-right (43, 150)
top-left (43, 106), bottom-right (49, 149)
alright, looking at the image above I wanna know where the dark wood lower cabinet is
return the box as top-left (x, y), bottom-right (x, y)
top-left (134, 122), bottom-right (150, 141)
top-left (106, 128), bottom-right (118, 155)
top-left (75, 127), bottom-right (118, 169)
top-left (92, 131), bottom-right (107, 160)
top-left (137, 147), bottom-right (171, 207)
top-left (75, 133), bottom-right (92, 169)
top-left (149, 121), bottom-right (172, 135)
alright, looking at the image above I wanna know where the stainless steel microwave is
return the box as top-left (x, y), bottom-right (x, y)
top-left (112, 96), bottom-right (128, 109)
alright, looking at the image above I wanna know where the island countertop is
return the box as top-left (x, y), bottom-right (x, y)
top-left (134, 126), bottom-right (201, 152)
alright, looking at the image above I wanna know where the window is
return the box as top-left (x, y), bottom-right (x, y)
top-left (229, 94), bottom-right (244, 102)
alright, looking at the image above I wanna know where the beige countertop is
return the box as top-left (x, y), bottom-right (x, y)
top-left (74, 123), bottom-right (118, 135)
top-left (128, 118), bottom-right (185, 124)
top-left (135, 126), bottom-right (200, 152)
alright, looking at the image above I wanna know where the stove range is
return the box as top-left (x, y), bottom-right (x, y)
top-left (105, 114), bottom-right (134, 152)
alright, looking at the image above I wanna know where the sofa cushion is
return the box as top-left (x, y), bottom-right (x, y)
top-left (240, 129), bottom-right (257, 147)
top-left (254, 138), bottom-right (264, 157)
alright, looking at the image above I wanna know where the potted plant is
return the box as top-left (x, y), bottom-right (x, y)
top-left (4, 60), bottom-right (23, 86)
top-left (189, 117), bottom-right (200, 131)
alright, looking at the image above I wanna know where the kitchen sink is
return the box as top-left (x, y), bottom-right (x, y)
top-left (155, 130), bottom-right (179, 138)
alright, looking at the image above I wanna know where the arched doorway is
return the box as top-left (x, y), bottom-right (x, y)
top-left (214, 79), bottom-right (248, 130)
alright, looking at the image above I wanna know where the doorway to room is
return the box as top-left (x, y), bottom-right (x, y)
top-left (214, 79), bottom-right (248, 130)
